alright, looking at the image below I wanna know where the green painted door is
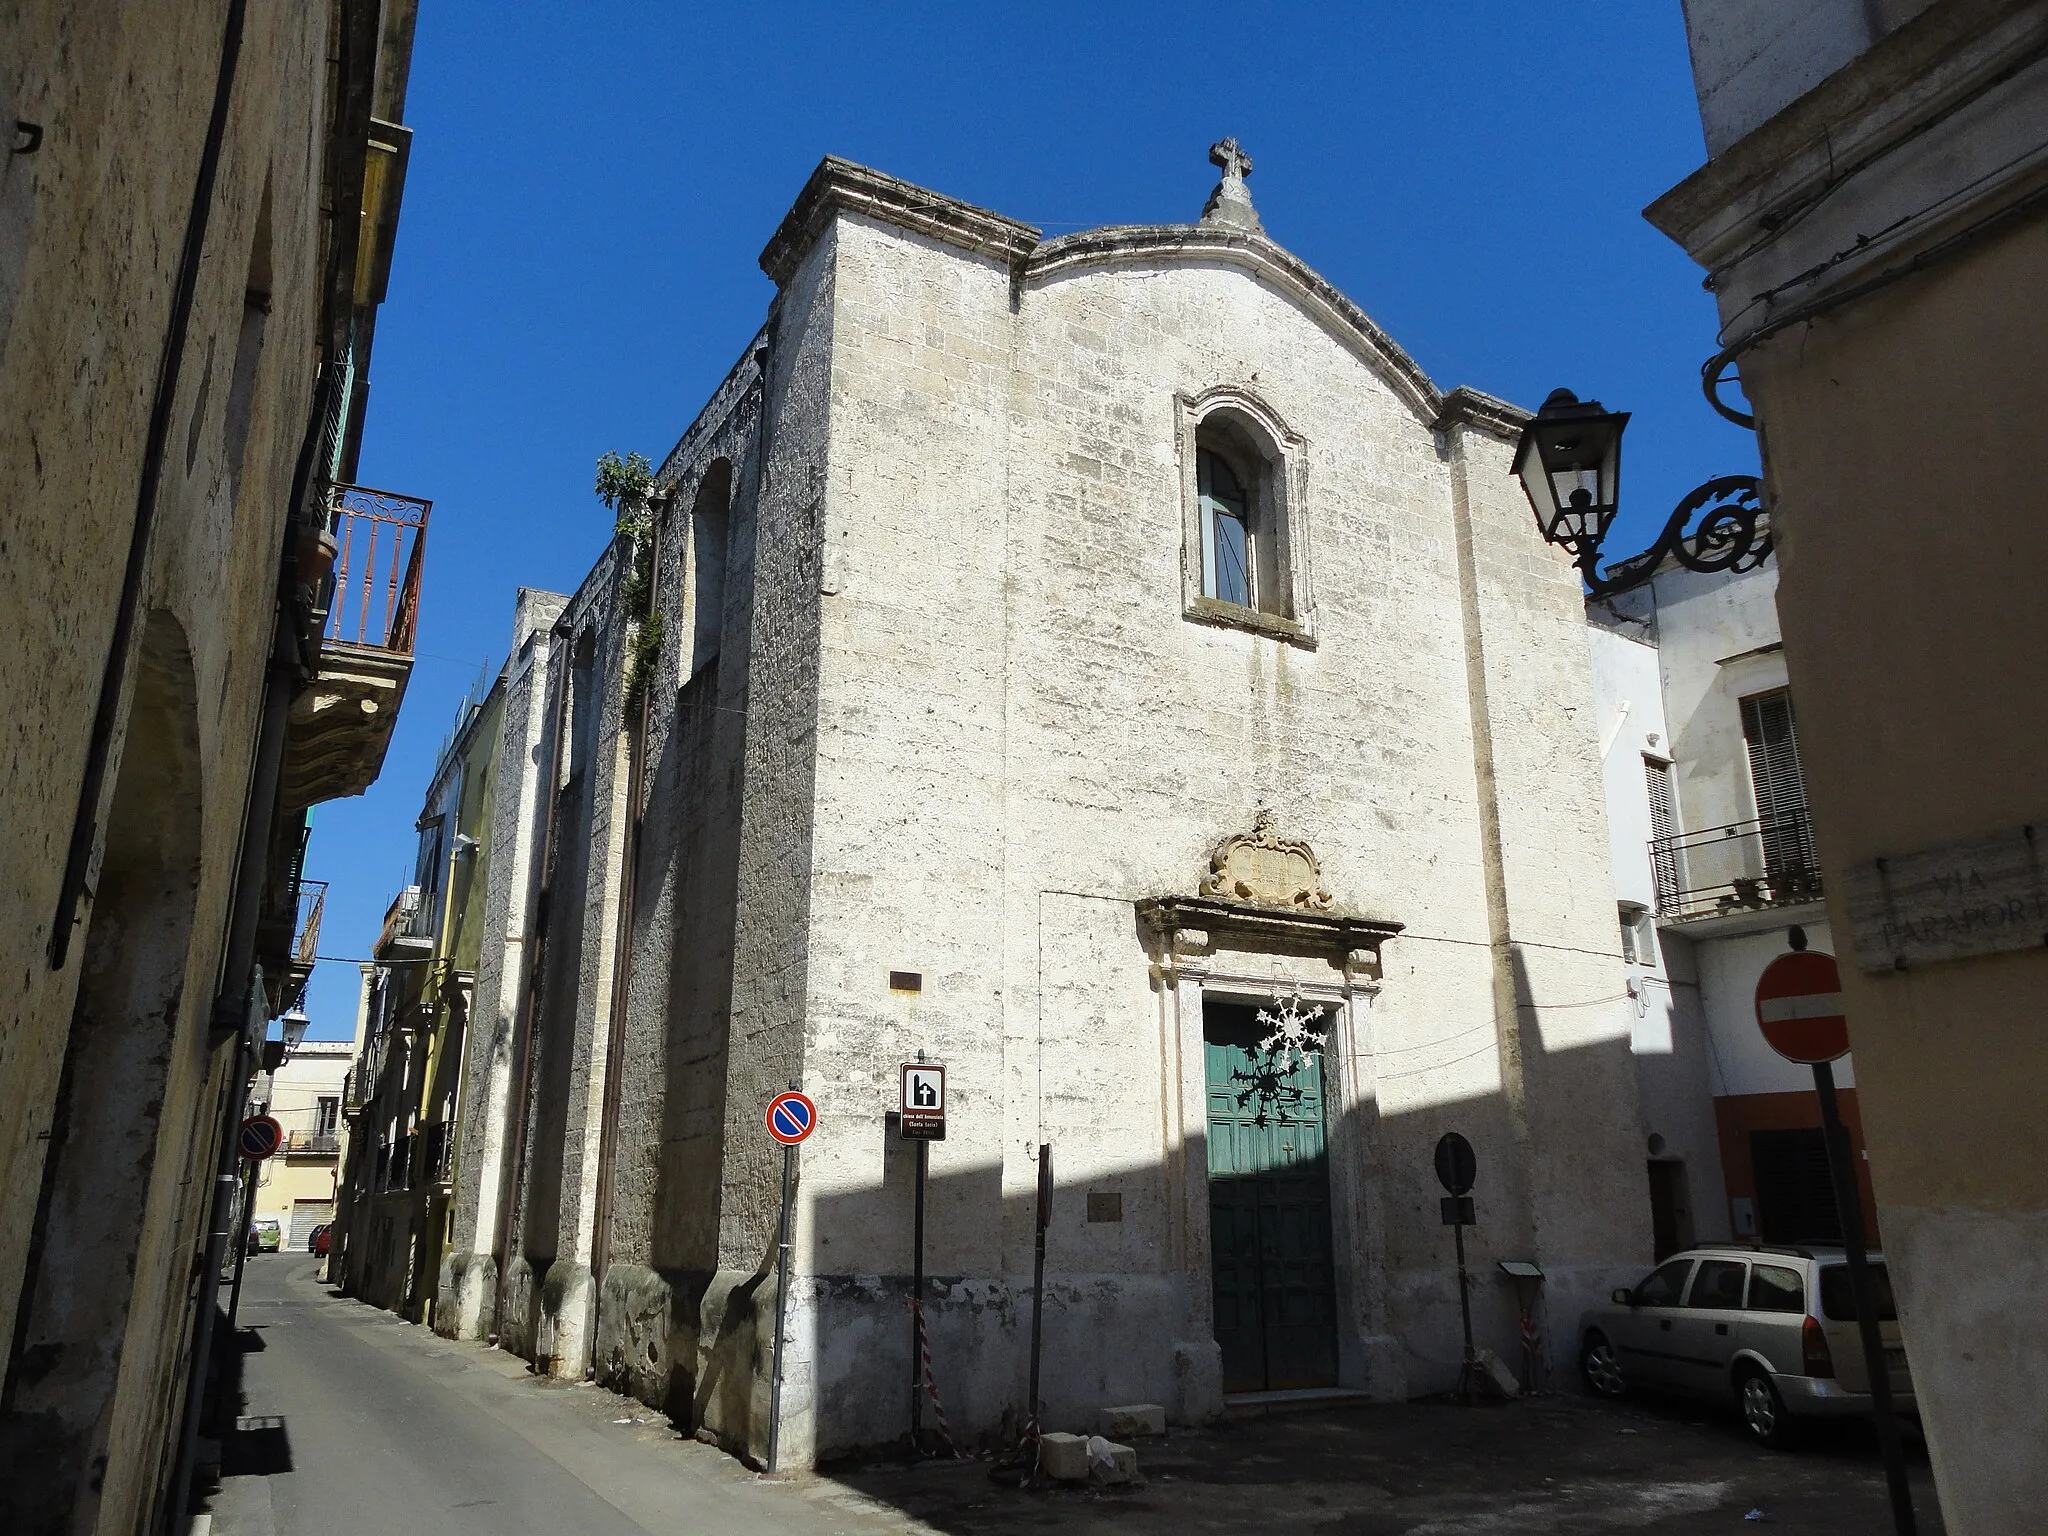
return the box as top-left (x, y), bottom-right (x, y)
top-left (1205, 1002), bottom-right (1339, 1393)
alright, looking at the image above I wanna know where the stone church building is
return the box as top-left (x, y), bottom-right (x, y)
top-left (442, 144), bottom-right (1651, 1465)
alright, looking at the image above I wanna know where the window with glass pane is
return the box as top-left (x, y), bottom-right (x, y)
top-left (1687, 1258), bottom-right (1747, 1308)
top-left (1198, 447), bottom-right (1253, 608)
top-left (1634, 1258), bottom-right (1694, 1307)
top-left (1747, 1263), bottom-right (1805, 1313)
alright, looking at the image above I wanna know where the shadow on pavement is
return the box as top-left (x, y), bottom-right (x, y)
top-left (819, 1394), bottom-right (1946, 1536)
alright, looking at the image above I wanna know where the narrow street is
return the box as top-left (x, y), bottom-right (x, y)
top-left (208, 1256), bottom-right (1944, 1536)
top-left (203, 1257), bottom-right (904, 1535)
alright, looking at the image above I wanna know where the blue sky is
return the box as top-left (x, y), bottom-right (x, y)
top-left (301, 0), bottom-right (1753, 1039)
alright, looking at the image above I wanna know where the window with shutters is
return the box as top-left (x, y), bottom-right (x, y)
top-left (1740, 690), bottom-right (1820, 897)
top-left (1644, 755), bottom-right (1680, 913)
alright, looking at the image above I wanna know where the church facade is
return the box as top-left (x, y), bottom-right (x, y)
top-left (442, 146), bottom-right (1651, 1465)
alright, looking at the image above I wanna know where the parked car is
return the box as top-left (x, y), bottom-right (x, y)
top-left (1579, 1244), bottom-right (1914, 1446)
top-left (309, 1223), bottom-right (331, 1256)
top-left (245, 1218), bottom-right (281, 1255)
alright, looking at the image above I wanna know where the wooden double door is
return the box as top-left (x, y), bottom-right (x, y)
top-left (1204, 1000), bottom-right (1339, 1394)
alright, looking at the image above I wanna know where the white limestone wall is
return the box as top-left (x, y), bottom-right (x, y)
top-left (441, 590), bottom-right (565, 1340)
top-left (1644, 560), bottom-right (1787, 837)
top-left (766, 212), bottom-right (1645, 1457)
top-left (1590, 621), bottom-right (1728, 1246)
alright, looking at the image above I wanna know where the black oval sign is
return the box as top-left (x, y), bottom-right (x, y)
top-left (1434, 1131), bottom-right (1476, 1196)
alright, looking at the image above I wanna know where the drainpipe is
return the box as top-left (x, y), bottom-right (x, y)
top-left (48, 0), bottom-right (249, 969)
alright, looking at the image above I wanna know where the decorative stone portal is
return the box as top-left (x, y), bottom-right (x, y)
top-left (1140, 820), bottom-right (1407, 1405)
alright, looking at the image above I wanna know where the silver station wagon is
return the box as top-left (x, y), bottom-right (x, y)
top-left (1579, 1244), bottom-right (1915, 1446)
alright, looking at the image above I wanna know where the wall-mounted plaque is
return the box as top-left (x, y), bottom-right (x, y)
top-left (1842, 822), bottom-right (2048, 972)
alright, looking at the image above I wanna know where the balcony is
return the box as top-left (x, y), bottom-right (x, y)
top-left (282, 482), bottom-right (431, 808)
top-left (284, 1131), bottom-right (341, 1156)
top-left (374, 884), bottom-right (431, 963)
top-left (1652, 808), bottom-right (1824, 923)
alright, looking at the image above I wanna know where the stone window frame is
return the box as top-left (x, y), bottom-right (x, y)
top-left (1175, 387), bottom-right (1316, 647)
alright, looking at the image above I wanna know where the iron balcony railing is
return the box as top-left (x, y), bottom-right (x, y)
top-left (285, 1132), bottom-right (341, 1154)
top-left (292, 879), bottom-right (328, 968)
top-left (324, 482), bottom-right (430, 655)
top-left (1651, 807), bottom-right (1824, 922)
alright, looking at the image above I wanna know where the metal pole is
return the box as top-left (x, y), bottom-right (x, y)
top-left (1453, 1217), bottom-right (1476, 1401)
top-left (1026, 1143), bottom-right (1051, 1437)
top-left (910, 1137), bottom-right (927, 1454)
top-left (766, 1135), bottom-right (796, 1475)
top-left (1813, 1061), bottom-right (1918, 1536)
top-left (226, 1157), bottom-right (258, 1330)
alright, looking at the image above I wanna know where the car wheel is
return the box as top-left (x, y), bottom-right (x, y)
top-left (1581, 1333), bottom-right (1627, 1398)
top-left (1738, 1368), bottom-right (1797, 1448)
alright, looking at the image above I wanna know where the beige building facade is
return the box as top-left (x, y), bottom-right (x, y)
top-left (251, 1040), bottom-right (352, 1247)
top-left (0, 4), bottom-right (424, 1529)
top-left (1650, 2), bottom-right (2048, 1528)
top-left (446, 150), bottom-right (1664, 1468)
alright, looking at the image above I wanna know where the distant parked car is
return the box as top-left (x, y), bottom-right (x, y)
top-left (309, 1223), bottom-right (331, 1256)
top-left (1579, 1244), bottom-right (1914, 1446)
top-left (245, 1219), bottom-right (281, 1255)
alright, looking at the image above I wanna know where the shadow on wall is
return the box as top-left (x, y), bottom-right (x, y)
top-left (582, 1003), bottom-right (1652, 1482)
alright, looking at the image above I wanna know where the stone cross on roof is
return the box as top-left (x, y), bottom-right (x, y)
top-left (1201, 137), bottom-right (1263, 234)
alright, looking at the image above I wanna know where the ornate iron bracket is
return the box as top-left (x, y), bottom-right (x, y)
top-left (1574, 474), bottom-right (1767, 598)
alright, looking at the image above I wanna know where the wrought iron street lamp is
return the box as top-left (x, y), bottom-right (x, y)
top-left (278, 1006), bottom-right (311, 1062)
top-left (1513, 388), bottom-right (1766, 599)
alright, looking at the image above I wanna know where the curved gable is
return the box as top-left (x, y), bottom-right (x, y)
top-left (1029, 224), bottom-right (1444, 426)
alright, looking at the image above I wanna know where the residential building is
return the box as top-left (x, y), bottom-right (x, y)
top-left (334, 602), bottom-right (555, 1323)
top-left (249, 1040), bottom-right (352, 1250)
top-left (1591, 557), bottom-right (1883, 1262)
top-left (445, 149), bottom-right (1660, 1469)
top-left (1647, 2), bottom-right (2048, 1525)
top-left (0, 5), bottom-right (426, 1529)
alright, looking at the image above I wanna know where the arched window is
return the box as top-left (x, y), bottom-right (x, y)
top-left (1198, 445), bottom-right (1258, 608)
top-left (1180, 394), bottom-right (1311, 642)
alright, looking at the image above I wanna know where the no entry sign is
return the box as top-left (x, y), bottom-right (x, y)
top-left (766, 1091), bottom-right (817, 1145)
top-left (1755, 949), bottom-right (1850, 1064)
top-left (238, 1114), bottom-right (283, 1161)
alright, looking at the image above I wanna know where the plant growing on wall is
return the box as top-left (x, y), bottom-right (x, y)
top-left (595, 450), bottom-right (664, 711)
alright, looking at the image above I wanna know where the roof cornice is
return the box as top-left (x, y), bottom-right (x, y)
top-left (759, 156), bottom-right (1042, 286)
top-left (1433, 386), bottom-right (1529, 442)
top-left (1027, 223), bottom-right (1445, 423)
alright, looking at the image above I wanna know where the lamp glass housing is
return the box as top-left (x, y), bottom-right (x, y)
top-left (1513, 390), bottom-right (1628, 552)
top-left (279, 1007), bottom-right (311, 1058)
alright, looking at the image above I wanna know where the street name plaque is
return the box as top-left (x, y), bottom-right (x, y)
top-left (1843, 821), bottom-right (2048, 972)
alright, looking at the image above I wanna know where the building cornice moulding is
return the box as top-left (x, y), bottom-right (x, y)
top-left (1029, 223), bottom-right (1446, 425)
top-left (1647, 0), bottom-right (2048, 343)
top-left (760, 156), bottom-right (1041, 286)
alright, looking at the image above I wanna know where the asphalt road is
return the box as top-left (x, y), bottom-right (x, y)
top-left (206, 1256), bottom-right (902, 1536)
top-left (211, 1258), bottom-right (1946, 1536)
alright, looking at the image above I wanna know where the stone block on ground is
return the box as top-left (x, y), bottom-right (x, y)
top-left (1103, 1402), bottom-right (1166, 1438)
top-left (1039, 1431), bottom-right (1090, 1481)
top-left (1087, 1435), bottom-right (1139, 1485)
top-left (1473, 1346), bottom-right (1521, 1400)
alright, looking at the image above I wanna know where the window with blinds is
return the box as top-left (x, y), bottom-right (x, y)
top-left (1644, 756), bottom-right (1680, 911)
top-left (1740, 689), bottom-right (1819, 890)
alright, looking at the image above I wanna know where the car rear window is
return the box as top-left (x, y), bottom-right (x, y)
top-left (1747, 1264), bottom-right (1804, 1312)
top-left (1819, 1263), bottom-right (1898, 1322)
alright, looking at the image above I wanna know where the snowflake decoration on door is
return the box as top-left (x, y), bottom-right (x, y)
top-left (1257, 991), bottom-right (1330, 1073)
top-left (1229, 991), bottom-right (1332, 1126)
